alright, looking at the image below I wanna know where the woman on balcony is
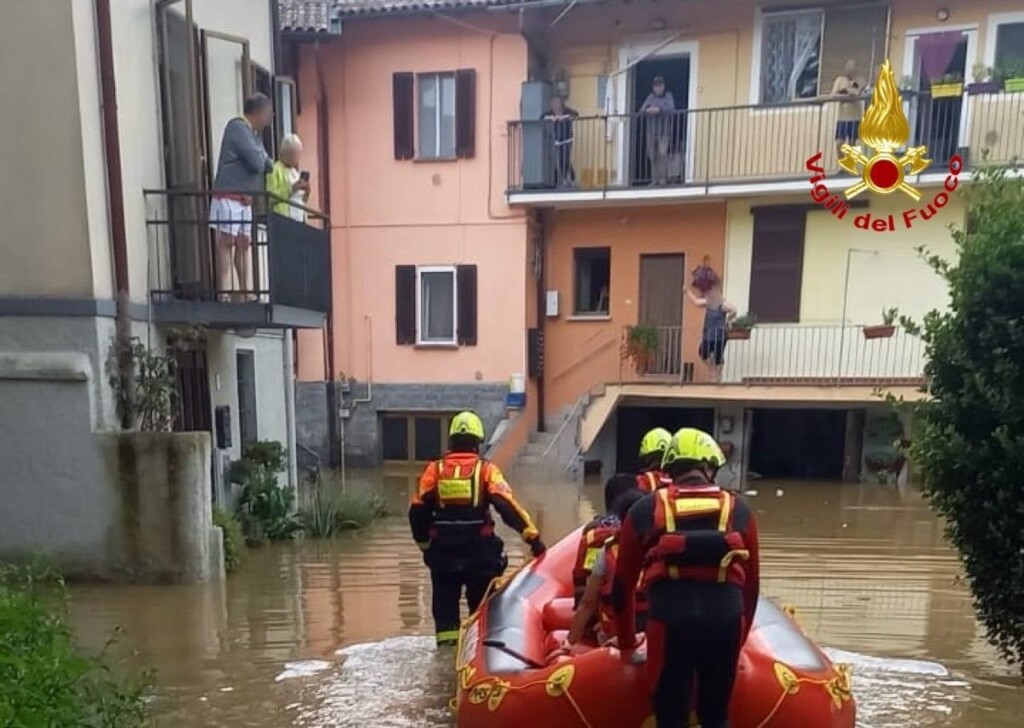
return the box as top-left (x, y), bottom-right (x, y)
top-left (542, 96), bottom-right (578, 188)
top-left (688, 283), bottom-right (736, 383)
top-left (266, 134), bottom-right (310, 222)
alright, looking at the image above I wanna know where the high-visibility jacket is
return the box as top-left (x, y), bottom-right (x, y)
top-left (641, 486), bottom-right (750, 589)
top-left (610, 473), bottom-right (760, 651)
top-left (572, 515), bottom-right (621, 605)
top-left (636, 469), bottom-right (672, 493)
top-left (409, 452), bottom-right (540, 550)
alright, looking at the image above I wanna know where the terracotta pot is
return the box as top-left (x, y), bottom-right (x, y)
top-left (727, 328), bottom-right (752, 340)
top-left (862, 324), bottom-right (896, 339)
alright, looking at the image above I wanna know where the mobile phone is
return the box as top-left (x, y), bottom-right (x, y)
top-left (299, 171), bottom-right (310, 181)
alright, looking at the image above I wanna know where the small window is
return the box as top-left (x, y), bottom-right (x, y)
top-left (418, 73), bottom-right (457, 159)
top-left (995, 22), bottom-right (1024, 72)
top-left (573, 248), bottom-right (611, 316)
top-left (381, 413), bottom-right (452, 462)
top-left (759, 10), bottom-right (823, 103)
top-left (417, 266), bottom-right (457, 345)
top-left (236, 351), bottom-right (258, 444)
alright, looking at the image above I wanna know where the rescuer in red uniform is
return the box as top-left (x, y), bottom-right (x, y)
top-left (611, 428), bottom-right (760, 728)
top-left (410, 411), bottom-right (546, 646)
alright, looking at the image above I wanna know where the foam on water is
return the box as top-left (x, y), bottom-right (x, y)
top-left (275, 660), bottom-right (333, 682)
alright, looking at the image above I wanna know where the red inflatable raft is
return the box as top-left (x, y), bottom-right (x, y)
top-left (454, 528), bottom-right (855, 728)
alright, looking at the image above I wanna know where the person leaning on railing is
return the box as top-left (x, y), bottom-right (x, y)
top-left (266, 133), bottom-right (310, 223)
top-left (209, 93), bottom-right (274, 301)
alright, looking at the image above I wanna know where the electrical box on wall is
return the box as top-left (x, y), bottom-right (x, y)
top-left (545, 290), bottom-right (559, 317)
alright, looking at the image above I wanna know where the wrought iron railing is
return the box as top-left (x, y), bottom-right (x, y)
top-left (145, 189), bottom-right (330, 313)
top-left (508, 91), bottom-right (1024, 193)
top-left (619, 324), bottom-right (926, 387)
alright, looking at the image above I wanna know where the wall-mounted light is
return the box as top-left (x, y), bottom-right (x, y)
top-left (936, 8), bottom-right (950, 22)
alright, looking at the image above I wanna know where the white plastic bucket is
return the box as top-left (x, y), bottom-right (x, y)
top-left (506, 373), bottom-right (526, 409)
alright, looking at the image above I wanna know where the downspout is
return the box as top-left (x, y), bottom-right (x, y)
top-left (533, 210), bottom-right (547, 433)
top-left (95, 0), bottom-right (133, 428)
top-left (284, 330), bottom-right (298, 488)
top-left (313, 41), bottom-right (340, 468)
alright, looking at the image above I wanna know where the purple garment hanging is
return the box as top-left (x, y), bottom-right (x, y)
top-left (918, 31), bottom-right (963, 82)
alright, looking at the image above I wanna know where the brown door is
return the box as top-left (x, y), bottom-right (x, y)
top-left (639, 253), bottom-right (685, 375)
top-left (749, 207), bottom-right (807, 323)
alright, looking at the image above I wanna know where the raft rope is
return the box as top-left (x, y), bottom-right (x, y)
top-left (752, 661), bottom-right (854, 728)
top-left (453, 668), bottom-right (595, 728)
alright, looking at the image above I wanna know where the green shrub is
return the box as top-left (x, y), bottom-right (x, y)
top-left (0, 566), bottom-right (151, 727)
top-left (229, 440), bottom-right (287, 484)
top-left (235, 465), bottom-right (301, 544)
top-left (213, 507), bottom-right (245, 573)
top-left (903, 164), bottom-right (1024, 671)
top-left (298, 481), bottom-right (389, 538)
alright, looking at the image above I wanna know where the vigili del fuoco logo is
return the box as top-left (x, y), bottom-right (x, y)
top-left (805, 60), bottom-right (962, 232)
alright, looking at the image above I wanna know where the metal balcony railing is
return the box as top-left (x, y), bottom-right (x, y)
top-left (145, 190), bottom-right (330, 321)
top-left (509, 91), bottom-right (1024, 194)
top-left (619, 324), bottom-right (926, 387)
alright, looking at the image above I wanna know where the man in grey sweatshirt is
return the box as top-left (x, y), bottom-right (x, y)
top-left (209, 93), bottom-right (274, 299)
top-left (639, 76), bottom-right (676, 185)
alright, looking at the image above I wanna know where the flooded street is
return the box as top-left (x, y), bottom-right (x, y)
top-left (70, 471), bottom-right (1022, 727)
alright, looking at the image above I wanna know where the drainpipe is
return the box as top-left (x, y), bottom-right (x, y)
top-left (533, 210), bottom-right (547, 433)
top-left (95, 0), bottom-right (133, 429)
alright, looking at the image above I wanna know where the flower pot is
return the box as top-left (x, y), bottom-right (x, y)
top-left (727, 328), bottom-right (751, 341)
top-left (966, 81), bottom-right (1001, 95)
top-left (862, 324), bottom-right (896, 339)
top-left (1004, 78), bottom-right (1024, 93)
top-left (930, 82), bottom-right (963, 98)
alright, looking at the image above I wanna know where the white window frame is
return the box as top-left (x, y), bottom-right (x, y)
top-left (750, 6), bottom-right (825, 105)
top-left (416, 72), bottom-right (456, 160)
top-left (984, 11), bottom-right (1024, 70)
top-left (615, 35), bottom-right (700, 185)
top-left (415, 265), bottom-right (458, 346)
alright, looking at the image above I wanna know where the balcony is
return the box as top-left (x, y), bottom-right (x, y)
top-left (145, 190), bottom-right (330, 329)
top-left (508, 91), bottom-right (1024, 204)
top-left (619, 324), bottom-right (925, 388)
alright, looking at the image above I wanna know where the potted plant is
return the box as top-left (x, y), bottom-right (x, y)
top-left (1001, 62), bottom-right (1024, 93)
top-left (727, 314), bottom-right (756, 341)
top-left (863, 307), bottom-right (898, 339)
top-left (622, 324), bottom-right (660, 374)
top-left (930, 72), bottom-right (963, 98)
top-left (864, 451), bottom-right (905, 485)
top-left (967, 64), bottom-right (1001, 95)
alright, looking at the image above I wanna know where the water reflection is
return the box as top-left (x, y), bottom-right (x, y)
top-left (69, 472), bottom-right (1023, 727)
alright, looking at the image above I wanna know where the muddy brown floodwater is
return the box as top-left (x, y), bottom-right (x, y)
top-left (70, 469), bottom-right (1022, 727)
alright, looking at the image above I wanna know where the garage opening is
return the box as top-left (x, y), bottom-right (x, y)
top-left (748, 408), bottom-right (847, 480)
top-left (616, 406), bottom-right (714, 474)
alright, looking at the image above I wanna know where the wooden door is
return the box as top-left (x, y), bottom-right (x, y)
top-left (639, 253), bottom-right (685, 375)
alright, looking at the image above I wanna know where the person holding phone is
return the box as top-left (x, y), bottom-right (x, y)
top-left (266, 133), bottom-right (310, 223)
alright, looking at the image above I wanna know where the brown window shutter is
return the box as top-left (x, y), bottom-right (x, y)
top-left (393, 72), bottom-right (415, 160)
top-left (395, 265), bottom-right (417, 344)
top-left (455, 69), bottom-right (476, 159)
top-left (456, 264), bottom-right (478, 346)
top-left (749, 207), bottom-right (807, 323)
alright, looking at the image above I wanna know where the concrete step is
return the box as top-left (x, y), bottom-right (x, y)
top-left (522, 441), bottom-right (551, 456)
top-left (529, 430), bottom-right (558, 446)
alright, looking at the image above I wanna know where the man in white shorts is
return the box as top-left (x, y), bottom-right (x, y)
top-left (210, 93), bottom-right (274, 300)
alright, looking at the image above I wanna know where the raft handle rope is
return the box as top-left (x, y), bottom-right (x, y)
top-left (454, 665), bottom-right (595, 728)
top-left (752, 661), bottom-right (854, 728)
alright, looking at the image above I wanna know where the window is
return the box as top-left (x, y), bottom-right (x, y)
top-left (393, 69), bottom-right (476, 161)
top-left (573, 248), bottom-right (611, 316)
top-left (995, 21), bottom-right (1024, 72)
top-left (417, 266), bottom-right (457, 344)
top-left (236, 351), bottom-right (258, 444)
top-left (418, 73), bottom-right (456, 159)
top-left (395, 265), bottom-right (477, 346)
top-left (749, 207), bottom-right (807, 323)
top-left (756, 5), bottom-right (890, 104)
top-left (759, 10), bottom-right (823, 103)
top-left (381, 413), bottom-right (452, 462)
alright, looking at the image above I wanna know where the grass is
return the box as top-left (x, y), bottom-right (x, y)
top-left (298, 478), bottom-right (390, 538)
top-left (0, 561), bottom-right (151, 727)
top-left (213, 507), bottom-right (244, 573)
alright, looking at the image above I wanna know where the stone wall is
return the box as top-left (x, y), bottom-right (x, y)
top-left (296, 380), bottom-right (510, 466)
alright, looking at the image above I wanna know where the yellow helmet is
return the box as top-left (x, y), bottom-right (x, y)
top-left (639, 427), bottom-right (673, 458)
top-left (662, 428), bottom-right (726, 469)
top-left (449, 411), bottom-right (485, 441)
